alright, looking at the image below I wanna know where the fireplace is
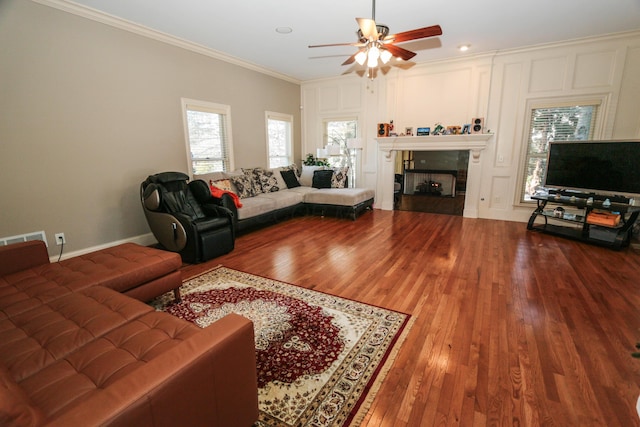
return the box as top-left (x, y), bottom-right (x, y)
top-left (376, 134), bottom-right (492, 218)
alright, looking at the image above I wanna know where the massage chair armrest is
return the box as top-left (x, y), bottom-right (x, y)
top-left (215, 193), bottom-right (238, 231)
top-left (200, 203), bottom-right (234, 220)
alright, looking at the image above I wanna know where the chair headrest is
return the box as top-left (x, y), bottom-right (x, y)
top-left (149, 171), bottom-right (189, 184)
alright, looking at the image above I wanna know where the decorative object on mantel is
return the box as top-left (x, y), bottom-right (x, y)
top-left (432, 123), bottom-right (444, 135)
top-left (308, 0), bottom-right (442, 80)
top-left (471, 117), bottom-right (484, 133)
top-left (153, 266), bottom-right (412, 427)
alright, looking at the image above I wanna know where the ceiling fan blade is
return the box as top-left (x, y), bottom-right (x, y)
top-left (384, 44), bottom-right (417, 61)
top-left (309, 42), bottom-right (363, 48)
top-left (356, 17), bottom-right (378, 41)
top-left (385, 25), bottom-right (442, 43)
top-left (342, 52), bottom-right (358, 65)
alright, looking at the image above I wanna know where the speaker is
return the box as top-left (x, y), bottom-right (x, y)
top-left (471, 117), bottom-right (484, 134)
top-left (377, 123), bottom-right (390, 137)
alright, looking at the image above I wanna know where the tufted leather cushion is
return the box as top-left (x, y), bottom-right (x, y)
top-left (19, 309), bottom-right (200, 419)
top-left (37, 243), bottom-right (181, 294)
top-left (0, 287), bottom-right (155, 382)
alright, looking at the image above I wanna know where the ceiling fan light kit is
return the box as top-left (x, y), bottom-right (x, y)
top-left (309, 0), bottom-right (442, 79)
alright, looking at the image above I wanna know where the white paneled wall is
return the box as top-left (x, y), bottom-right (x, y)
top-left (301, 31), bottom-right (640, 222)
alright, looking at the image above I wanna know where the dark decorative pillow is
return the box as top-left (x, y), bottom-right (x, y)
top-left (280, 169), bottom-right (301, 188)
top-left (230, 174), bottom-right (256, 198)
top-left (331, 167), bottom-right (349, 188)
top-left (312, 170), bottom-right (334, 189)
top-left (282, 163), bottom-right (301, 178)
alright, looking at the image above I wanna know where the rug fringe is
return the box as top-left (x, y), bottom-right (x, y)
top-left (346, 315), bottom-right (416, 427)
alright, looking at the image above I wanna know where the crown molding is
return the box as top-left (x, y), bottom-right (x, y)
top-left (32, 0), bottom-right (301, 85)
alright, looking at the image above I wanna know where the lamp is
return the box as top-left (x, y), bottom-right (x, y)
top-left (317, 148), bottom-right (327, 158)
top-left (326, 144), bottom-right (341, 156)
top-left (354, 42), bottom-right (395, 78)
top-left (380, 49), bottom-right (392, 64)
top-left (367, 45), bottom-right (380, 68)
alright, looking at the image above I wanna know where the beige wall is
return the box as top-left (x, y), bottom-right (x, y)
top-left (0, 0), bottom-right (301, 257)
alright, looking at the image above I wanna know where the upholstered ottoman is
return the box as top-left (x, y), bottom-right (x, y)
top-left (46, 243), bottom-right (183, 302)
top-left (304, 188), bottom-right (375, 220)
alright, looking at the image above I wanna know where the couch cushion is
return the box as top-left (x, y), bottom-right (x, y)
top-left (17, 310), bottom-right (200, 421)
top-left (0, 366), bottom-right (45, 427)
top-left (44, 243), bottom-right (182, 294)
top-left (304, 188), bottom-right (375, 206)
top-left (257, 191), bottom-right (304, 210)
top-left (299, 165), bottom-right (324, 187)
top-left (0, 286), bottom-right (154, 382)
top-left (192, 172), bottom-right (227, 183)
top-left (286, 186), bottom-right (318, 196)
top-left (0, 272), bottom-right (73, 318)
top-left (235, 196), bottom-right (277, 220)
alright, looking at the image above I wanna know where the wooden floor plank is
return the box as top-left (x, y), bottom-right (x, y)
top-left (179, 209), bottom-right (640, 426)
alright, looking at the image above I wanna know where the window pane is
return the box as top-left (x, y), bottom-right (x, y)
top-left (521, 104), bottom-right (597, 202)
top-left (324, 119), bottom-right (358, 187)
top-left (184, 101), bottom-right (231, 174)
top-left (267, 115), bottom-right (292, 168)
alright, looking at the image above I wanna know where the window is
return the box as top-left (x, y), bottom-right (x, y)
top-left (181, 99), bottom-right (233, 175)
top-left (520, 101), bottom-right (599, 202)
top-left (266, 112), bottom-right (293, 168)
top-left (323, 118), bottom-right (358, 187)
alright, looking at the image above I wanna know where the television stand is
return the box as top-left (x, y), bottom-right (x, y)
top-left (527, 192), bottom-right (639, 250)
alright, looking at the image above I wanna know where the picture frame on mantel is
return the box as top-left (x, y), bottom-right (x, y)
top-left (405, 127), bottom-right (413, 136)
top-left (462, 124), bottom-right (471, 134)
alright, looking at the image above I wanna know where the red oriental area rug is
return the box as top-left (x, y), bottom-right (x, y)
top-left (152, 266), bottom-right (411, 427)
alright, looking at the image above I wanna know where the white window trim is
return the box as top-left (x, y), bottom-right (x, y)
top-left (265, 111), bottom-right (294, 167)
top-left (513, 95), bottom-right (608, 206)
top-left (181, 98), bottom-right (235, 177)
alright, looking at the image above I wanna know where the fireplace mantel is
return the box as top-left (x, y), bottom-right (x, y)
top-left (377, 134), bottom-right (493, 163)
top-left (375, 133), bottom-right (494, 217)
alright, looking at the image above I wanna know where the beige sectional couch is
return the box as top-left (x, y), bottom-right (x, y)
top-left (195, 165), bottom-right (375, 232)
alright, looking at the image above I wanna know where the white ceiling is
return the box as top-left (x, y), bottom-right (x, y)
top-left (65, 0), bottom-right (640, 82)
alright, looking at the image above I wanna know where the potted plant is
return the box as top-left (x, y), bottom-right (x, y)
top-left (303, 153), bottom-right (330, 167)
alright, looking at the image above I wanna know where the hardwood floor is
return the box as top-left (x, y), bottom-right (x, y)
top-left (396, 194), bottom-right (466, 216)
top-left (181, 209), bottom-right (640, 427)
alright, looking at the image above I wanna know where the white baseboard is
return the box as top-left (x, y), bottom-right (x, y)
top-left (49, 233), bottom-right (158, 262)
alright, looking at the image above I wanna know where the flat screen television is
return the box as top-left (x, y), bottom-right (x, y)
top-left (544, 140), bottom-right (640, 197)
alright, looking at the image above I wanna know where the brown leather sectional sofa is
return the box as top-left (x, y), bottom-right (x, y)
top-left (0, 241), bottom-right (258, 426)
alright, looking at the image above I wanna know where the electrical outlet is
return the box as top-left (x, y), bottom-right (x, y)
top-left (54, 233), bottom-right (66, 245)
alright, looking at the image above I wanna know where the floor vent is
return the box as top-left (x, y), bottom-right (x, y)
top-left (0, 231), bottom-right (48, 247)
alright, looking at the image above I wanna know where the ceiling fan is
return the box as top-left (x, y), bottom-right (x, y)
top-left (308, 0), bottom-right (442, 76)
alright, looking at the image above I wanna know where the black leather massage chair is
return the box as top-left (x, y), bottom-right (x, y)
top-left (140, 172), bottom-right (235, 263)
